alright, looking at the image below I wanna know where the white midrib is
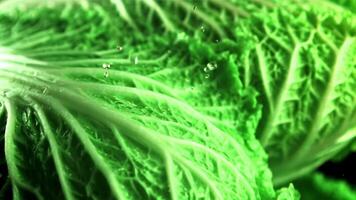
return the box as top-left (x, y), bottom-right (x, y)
top-left (260, 44), bottom-right (302, 145)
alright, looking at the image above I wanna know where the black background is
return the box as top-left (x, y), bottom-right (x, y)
top-left (318, 152), bottom-right (356, 186)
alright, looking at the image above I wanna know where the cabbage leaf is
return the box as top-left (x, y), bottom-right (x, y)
top-left (0, 3), bottom-right (277, 199)
top-left (234, 4), bottom-right (356, 185)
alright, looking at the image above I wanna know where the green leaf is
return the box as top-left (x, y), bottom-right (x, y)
top-left (0, 3), bottom-right (276, 199)
top-left (235, 5), bottom-right (356, 185)
top-left (276, 184), bottom-right (300, 200)
top-left (329, 0), bottom-right (356, 13)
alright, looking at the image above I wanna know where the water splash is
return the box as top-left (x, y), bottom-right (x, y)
top-left (102, 63), bottom-right (111, 78)
top-left (42, 87), bottom-right (48, 94)
top-left (1, 90), bottom-right (8, 97)
top-left (104, 71), bottom-right (109, 78)
top-left (102, 63), bottom-right (111, 69)
top-left (116, 45), bottom-right (123, 51)
top-left (206, 62), bottom-right (218, 71)
top-left (131, 56), bottom-right (139, 65)
top-left (200, 25), bottom-right (205, 32)
top-left (203, 62), bottom-right (218, 79)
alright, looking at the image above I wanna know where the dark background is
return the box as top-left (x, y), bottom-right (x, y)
top-left (318, 152), bottom-right (356, 186)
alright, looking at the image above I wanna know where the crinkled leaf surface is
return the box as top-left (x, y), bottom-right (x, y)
top-left (0, 3), bottom-right (276, 200)
top-left (102, 0), bottom-right (356, 187)
top-left (329, 0), bottom-right (356, 13)
top-left (234, 5), bottom-right (356, 185)
top-left (275, 184), bottom-right (300, 200)
top-left (99, 0), bottom-right (275, 39)
top-left (99, 0), bottom-right (356, 187)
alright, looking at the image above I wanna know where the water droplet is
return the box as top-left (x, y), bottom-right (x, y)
top-left (206, 63), bottom-right (213, 70)
top-left (102, 63), bottom-right (111, 69)
top-left (203, 67), bottom-right (209, 72)
top-left (206, 62), bottom-right (218, 71)
top-left (2, 90), bottom-right (8, 97)
top-left (204, 74), bottom-right (210, 79)
top-left (215, 39), bottom-right (220, 43)
top-left (116, 45), bottom-right (123, 51)
top-left (200, 26), bottom-right (205, 32)
top-left (131, 56), bottom-right (138, 65)
top-left (104, 71), bottom-right (109, 78)
top-left (42, 87), bottom-right (48, 94)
